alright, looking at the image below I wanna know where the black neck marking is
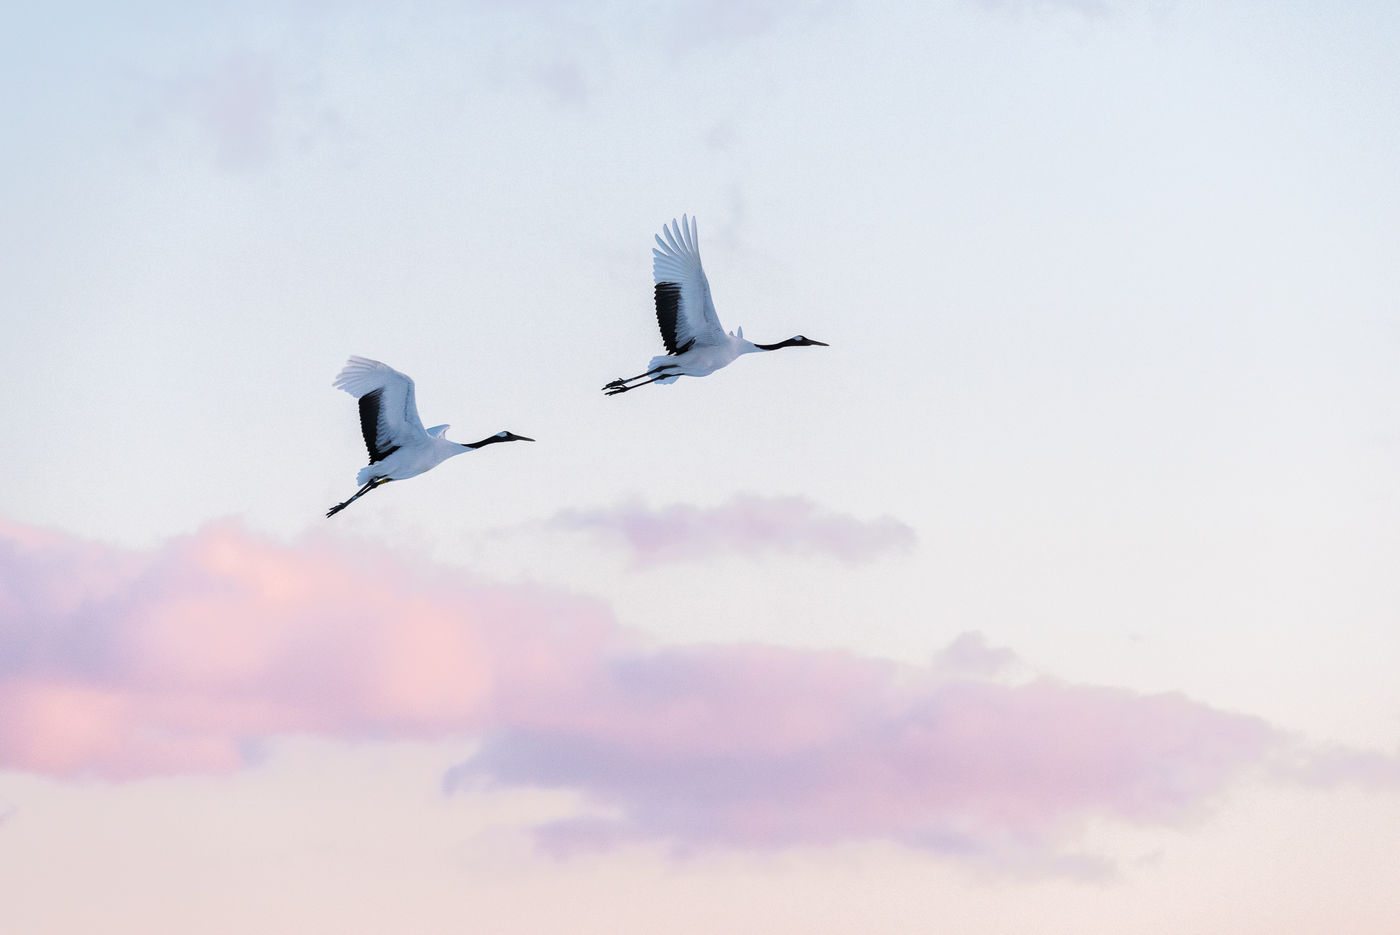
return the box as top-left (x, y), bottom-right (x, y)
top-left (464, 433), bottom-right (516, 449)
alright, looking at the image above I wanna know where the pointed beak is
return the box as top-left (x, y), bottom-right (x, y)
top-left (810, 340), bottom-right (829, 346)
top-left (515, 434), bottom-right (536, 442)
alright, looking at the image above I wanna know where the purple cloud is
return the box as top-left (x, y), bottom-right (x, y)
top-left (932, 630), bottom-right (1021, 677)
top-left (548, 495), bottom-right (917, 566)
top-left (0, 516), bottom-right (1393, 870)
top-left (453, 647), bottom-right (1282, 862)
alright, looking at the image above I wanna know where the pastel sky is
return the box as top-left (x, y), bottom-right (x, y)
top-left (2, 1), bottom-right (1399, 932)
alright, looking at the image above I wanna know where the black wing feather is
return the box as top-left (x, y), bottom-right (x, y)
top-left (358, 389), bottom-right (401, 464)
top-left (655, 282), bottom-right (694, 355)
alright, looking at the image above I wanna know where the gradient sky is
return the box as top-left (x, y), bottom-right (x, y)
top-left (3, 0), bottom-right (1399, 932)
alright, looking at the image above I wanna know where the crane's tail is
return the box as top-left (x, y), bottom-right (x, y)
top-left (647, 355), bottom-right (681, 385)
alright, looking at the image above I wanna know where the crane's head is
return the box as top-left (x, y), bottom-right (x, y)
top-left (463, 431), bottom-right (535, 450)
top-left (753, 335), bottom-right (829, 351)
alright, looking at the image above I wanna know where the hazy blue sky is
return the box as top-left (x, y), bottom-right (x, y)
top-left (2, 1), bottom-right (1399, 932)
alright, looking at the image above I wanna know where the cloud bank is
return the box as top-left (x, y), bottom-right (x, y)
top-left (547, 494), bottom-right (917, 566)
top-left (0, 518), bottom-right (1391, 868)
top-left (454, 647), bottom-right (1279, 866)
top-left (0, 518), bottom-right (614, 777)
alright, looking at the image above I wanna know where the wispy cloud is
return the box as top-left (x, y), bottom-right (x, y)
top-left (547, 495), bottom-right (917, 566)
top-left (972, 0), bottom-right (1169, 22)
top-left (135, 47), bottom-right (343, 173)
top-left (0, 517), bottom-right (1392, 870)
top-left (668, 0), bottom-right (841, 46)
top-left (975, 0), bottom-right (1114, 18)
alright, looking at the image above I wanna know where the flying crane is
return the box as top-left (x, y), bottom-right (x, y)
top-left (327, 356), bottom-right (533, 517)
top-left (603, 216), bottom-right (827, 395)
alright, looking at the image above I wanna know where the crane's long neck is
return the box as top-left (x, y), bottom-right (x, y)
top-left (461, 431), bottom-right (533, 449)
top-left (462, 433), bottom-right (512, 450)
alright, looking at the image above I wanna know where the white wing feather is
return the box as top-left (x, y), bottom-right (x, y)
top-left (652, 215), bottom-right (725, 350)
top-left (332, 356), bottom-right (429, 456)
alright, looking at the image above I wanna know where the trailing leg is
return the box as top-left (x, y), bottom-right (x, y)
top-left (327, 477), bottom-right (389, 518)
top-left (603, 364), bottom-right (673, 390)
top-left (603, 371), bottom-right (678, 395)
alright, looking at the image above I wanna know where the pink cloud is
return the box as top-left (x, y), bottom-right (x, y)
top-left (0, 517), bottom-right (613, 779)
top-left (548, 495), bottom-right (916, 565)
top-left (0, 517), bottom-right (1392, 869)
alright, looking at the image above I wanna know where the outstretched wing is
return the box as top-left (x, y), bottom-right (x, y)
top-left (651, 215), bottom-right (724, 354)
top-left (332, 356), bottom-right (429, 464)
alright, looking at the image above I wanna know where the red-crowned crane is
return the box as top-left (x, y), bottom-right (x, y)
top-left (328, 356), bottom-right (533, 517)
top-left (603, 216), bottom-right (827, 395)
